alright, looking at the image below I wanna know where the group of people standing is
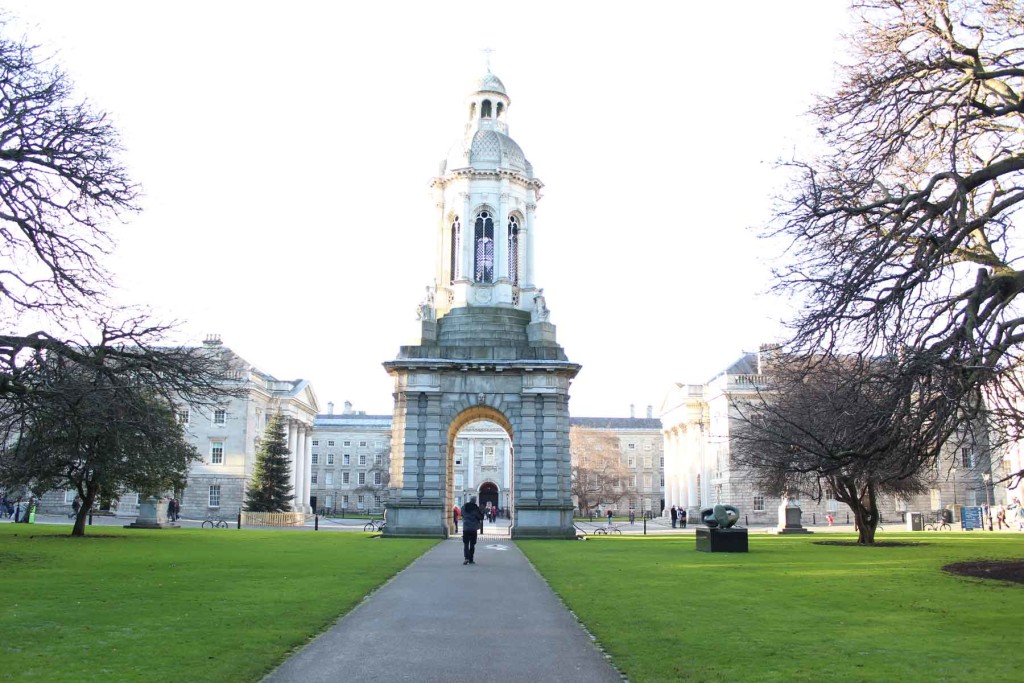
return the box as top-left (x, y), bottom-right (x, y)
top-left (2, 496), bottom-right (36, 523)
top-left (669, 505), bottom-right (687, 528)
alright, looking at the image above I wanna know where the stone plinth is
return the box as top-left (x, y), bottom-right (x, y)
top-left (696, 527), bottom-right (749, 552)
top-left (125, 496), bottom-right (178, 529)
top-left (776, 503), bottom-right (811, 535)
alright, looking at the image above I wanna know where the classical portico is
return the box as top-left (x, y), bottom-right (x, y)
top-left (384, 70), bottom-right (580, 539)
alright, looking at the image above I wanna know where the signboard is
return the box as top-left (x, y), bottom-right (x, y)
top-left (961, 505), bottom-right (985, 530)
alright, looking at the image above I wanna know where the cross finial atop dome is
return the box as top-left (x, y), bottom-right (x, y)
top-left (481, 47), bottom-right (494, 73)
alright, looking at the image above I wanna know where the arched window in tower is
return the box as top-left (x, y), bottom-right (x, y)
top-left (481, 99), bottom-right (492, 118)
top-left (507, 215), bottom-right (520, 286)
top-left (496, 102), bottom-right (505, 119)
top-left (474, 211), bottom-right (494, 283)
top-left (450, 217), bottom-right (461, 283)
top-left (469, 102), bottom-right (476, 120)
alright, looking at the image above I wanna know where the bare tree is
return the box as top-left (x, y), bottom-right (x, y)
top-left (768, 0), bottom-right (1024, 484)
top-left (0, 17), bottom-right (137, 318)
top-left (570, 426), bottom-right (634, 517)
top-left (731, 353), bottom-right (964, 543)
top-left (0, 20), bottom-right (238, 524)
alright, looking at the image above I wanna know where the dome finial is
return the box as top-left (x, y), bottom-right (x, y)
top-left (481, 47), bottom-right (494, 73)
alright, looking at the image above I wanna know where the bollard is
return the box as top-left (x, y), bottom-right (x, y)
top-left (643, 518), bottom-right (647, 535)
top-left (237, 512), bottom-right (242, 529)
top-left (315, 514), bottom-right (319, 531)
top-left (88, 512), bottom-right (93, 526)
top-left (846, 513), bottom-right (850, 524)
top-left (813, 513), bottom-right (816, 525)
top-left (745, 515), bottom-right (749, 526)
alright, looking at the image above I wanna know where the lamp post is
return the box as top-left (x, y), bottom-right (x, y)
top-left (982, 472), bottom-right (993, 531)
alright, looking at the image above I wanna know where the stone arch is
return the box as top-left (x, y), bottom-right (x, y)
top-left (445, 404), bottom-right (515, 533)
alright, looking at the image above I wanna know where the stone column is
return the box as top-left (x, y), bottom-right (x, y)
top-left (303, 429), bottom-right (313, 513)
top-left (293, 425), bottom-right (306, 513)
top-left (524, 202), bottom-right (536, 287)
top-left (496, 191), bottom-right (508, 281)
top-left (461, 193), bottom-right (473, 281)
top-left (467, 438), bottom-right (475, 491)
top-left (287, 422), bottom-right (299, 510)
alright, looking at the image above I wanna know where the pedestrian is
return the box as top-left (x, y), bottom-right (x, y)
top-left (606, 508), bottom-right (614, 526)
top-left (670, 505), bottom-right (678, 528)
top-left (679, 507), bottom-right (687, 529)
top-left (629, 509), bottom-right (635, 525)
top-left (996, 507), bottom-right (1008, 530)
top-left (13, 497), bottom-right (23, 523)
top-left (453, 504), bottom-right (460, 533)
top-left (71, 496), bottom-right (81, 519)
top-left (461, 496), bottom-right (484, 565)
top-left (490, 506), bottom-right (497, 523)
top-left (168, 498), bottom-right (178, 522)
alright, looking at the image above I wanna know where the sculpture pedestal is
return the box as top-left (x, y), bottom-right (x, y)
top-left (125, 497), bottom-right (178, 529)
top-left (776, 503), bottom-right (811, 535)
top-left (696, 527), bottom-right (749, 553)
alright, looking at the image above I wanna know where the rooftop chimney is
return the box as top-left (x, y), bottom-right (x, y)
top-left (647, 405), bottom-right (653, 419)
top-left (327, 401), bottom-right (334, 416)
top-left (630, 404), bottom-right (635, 418)
top-left (343, 400), bottom-right (353, 415)
top-left (203, 334), bottom-right (222, 346)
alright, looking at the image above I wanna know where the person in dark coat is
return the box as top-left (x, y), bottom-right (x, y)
top-left (670, 505), bottom-right (678, 528)
top-left (461, 496), bottom-right (484, 565)
top-left (679, 507), bottom-right (687, 529)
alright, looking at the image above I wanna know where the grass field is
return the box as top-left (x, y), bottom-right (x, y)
top-left (0, 525), bottom-right (434, 682)
top-left (519, 533), bottom-right (1024, 682)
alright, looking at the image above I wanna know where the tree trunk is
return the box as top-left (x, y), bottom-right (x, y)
top-left (850, 485), bottom-right (879, 545)
top-left (71, 484), bottom-right (98, 537)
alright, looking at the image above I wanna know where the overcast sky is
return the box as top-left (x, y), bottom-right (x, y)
top-left (5, 0), bottom-right (854, 417)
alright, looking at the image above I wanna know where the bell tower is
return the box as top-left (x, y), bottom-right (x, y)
top-left (432, 69), bottom-right (541, 316)
top-left (383, 69), bottom-right (580, 539)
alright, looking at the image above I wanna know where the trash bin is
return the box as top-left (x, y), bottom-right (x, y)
top-left (941, 508), bottom-right (953, 524)
top-left (906, 511), bottom-right (923, 531)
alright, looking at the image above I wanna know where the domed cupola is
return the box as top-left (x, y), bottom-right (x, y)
top-left (427, 69), bottom-right (545, 318)
top-left (441, 69), bottom-right (535, 176)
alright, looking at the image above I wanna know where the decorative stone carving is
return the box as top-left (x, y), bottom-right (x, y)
top-left (531, 289), bottom-right (549, 322)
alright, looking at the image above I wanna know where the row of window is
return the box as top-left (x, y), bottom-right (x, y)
top-left (177, 408), bottom-right (227, 426)
top-left (311, 453), bottom-right (382, 466)
top-left (319, 493), bottom-right (383, 510)
top-left (310, 471), bottom-right (382, 486)
top-left (312, 439), bottom-right (383, 449)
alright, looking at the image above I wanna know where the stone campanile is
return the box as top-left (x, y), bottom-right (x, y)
top-left (383, 69), bottom-right (580, 538)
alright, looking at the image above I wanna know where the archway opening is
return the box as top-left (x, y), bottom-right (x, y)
top-left (447, 407), bottom-right (514, 537)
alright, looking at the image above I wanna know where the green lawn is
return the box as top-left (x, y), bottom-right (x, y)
top-left (0, 525), bottom-right (434, 682)
top-left (519, 533), bottom-right (1024, 682)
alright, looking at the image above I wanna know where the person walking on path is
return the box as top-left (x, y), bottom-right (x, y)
top-left (461, 496), bottom-right (484, 565)
top-left (452, 504), bottom-right (460, 533)
top-left (71, 496), bottom-right (81, 519)
top-left (679, 507), bottom-right (687, 529)
top-left (670, 505), bottom-right (678, 528)
top-left (606, 509), bottom-right (614, 527)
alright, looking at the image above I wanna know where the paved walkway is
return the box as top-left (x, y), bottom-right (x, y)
top-left (261, 538), bottom-right (622, 683)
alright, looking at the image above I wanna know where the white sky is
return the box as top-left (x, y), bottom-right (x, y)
top-left (4, 0), bottom-right (854, 418)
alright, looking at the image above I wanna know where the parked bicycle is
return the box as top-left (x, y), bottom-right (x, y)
top-left (925, 518), bottom-right (951, 532)
top-left (202, 516), bottom-right (230, 529)
top-left (363, 519), bottom-right (386, 532)
top-left (591, 523), bottom-right (622, 536)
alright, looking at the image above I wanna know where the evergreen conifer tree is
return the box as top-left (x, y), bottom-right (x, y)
top-left (244, 414), bottom-right (294, 512)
